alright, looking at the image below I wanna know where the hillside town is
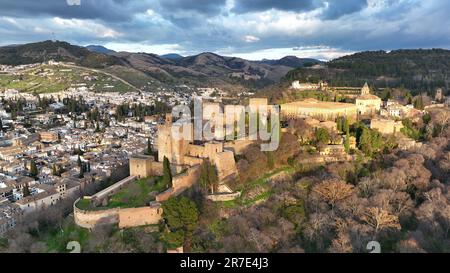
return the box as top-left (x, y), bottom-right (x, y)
top-left (0, 56), bottom-right (450, 253)
top-left (0, 62), bottom-right (238, 237)
top-left (1, 58), bottom-right (449, 243)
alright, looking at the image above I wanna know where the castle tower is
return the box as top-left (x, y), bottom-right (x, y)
top-left (361, 82), bottom-right (370, 95)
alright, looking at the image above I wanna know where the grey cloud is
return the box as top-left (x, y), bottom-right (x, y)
top-left (0, 0), bottom-right (149, 22)
top-left (0, 0), bottom-right (450, 60)
top-left (158, 0), bottom-right (226, 15)
top-left (321, 0), bottom-right (368, 20)
top-left (231, 0), bottom-right (317, 13)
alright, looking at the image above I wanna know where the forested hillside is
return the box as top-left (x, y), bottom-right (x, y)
top-left (284, 49), bottom-right (450, 94)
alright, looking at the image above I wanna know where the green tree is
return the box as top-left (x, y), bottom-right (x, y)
top-left (162, 156), bottom-right (172, 188)
top-left (314, 128), bottom-right (330, 150)
top-left (423, 113), bottom-right (431, 124)
top-left (199, 160), bottom-right (219, 194)
top-left (344, 119), bottom-right (350, 153)
top-left (162, 197), bottom-right (199, 247)
top-left (400, 118), bottom-right (422, 140)
top-left (358, 127), bottom-right (382, 157)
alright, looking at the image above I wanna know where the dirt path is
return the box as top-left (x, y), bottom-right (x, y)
top-left (60, 63), bottom-right (142, 92)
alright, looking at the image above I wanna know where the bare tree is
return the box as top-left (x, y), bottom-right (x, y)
top-left (361, 207), bottom-right (401, 234)
top-left (312, 179), bottom-right (354, 209)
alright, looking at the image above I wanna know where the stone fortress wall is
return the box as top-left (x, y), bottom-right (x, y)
top-left (73, 200), bottom-right (163, 229)
top-left (156, 165), bottom-right (201, 202)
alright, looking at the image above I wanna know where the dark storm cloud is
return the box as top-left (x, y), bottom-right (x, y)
top-left (0, 0), bottom-right (449, 59)
top-left (321, 0), bottom-right (368, 19)
top-left (232, 0), bottom-right (368, 19)
top-left (232, 0), bottom-right (317, 14)
top-left (0, 0), bottom-right (147, 22)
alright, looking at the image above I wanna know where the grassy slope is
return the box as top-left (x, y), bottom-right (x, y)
top-left (0, 64), bottom-right (136, 94)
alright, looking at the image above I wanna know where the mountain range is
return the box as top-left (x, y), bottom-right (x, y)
top-left (0, 40), bottom-right (321, 90)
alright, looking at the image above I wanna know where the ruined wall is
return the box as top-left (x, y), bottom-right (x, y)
top-left (73, 202), bottom-right (120, 229)
top-left (118, 205), bottom-right (163, 228)
top-left (74, 199), bottom-right (163, 229)
top-left (172, 165), bottom-right (200, 194)
top-left (206, 192), bottom-right (241, 202)
top-left (155, 165), bottom-right (201, 202)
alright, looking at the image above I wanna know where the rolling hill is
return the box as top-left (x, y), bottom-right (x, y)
top-left (86, 45), bottom-right (116, 54)
top-left (0, 40), bottom-right (122, 68)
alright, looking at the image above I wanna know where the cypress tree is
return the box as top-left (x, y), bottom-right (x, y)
top-left (163, 156), bottom-right (172, 188)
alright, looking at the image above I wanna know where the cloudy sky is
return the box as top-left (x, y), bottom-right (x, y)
top-left (0, 0), bottom-right (449, 60)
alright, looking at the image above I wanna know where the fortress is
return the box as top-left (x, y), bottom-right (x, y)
top-left (281, 98), bottom-right (358, 121)
top-left (74, 111), bottom-right (241, 229)
top-left (281, 82), bottom-right (381, 121)
top-left (156, 114), bottom-right (238, 182)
